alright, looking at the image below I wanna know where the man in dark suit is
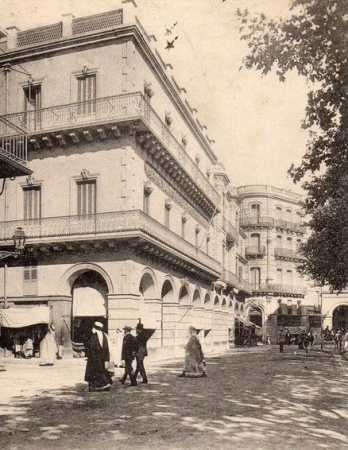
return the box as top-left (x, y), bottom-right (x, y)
top-left (120, 326), bottom-right (138, 386)
top-left (134, 322), bottom-right (148, 384)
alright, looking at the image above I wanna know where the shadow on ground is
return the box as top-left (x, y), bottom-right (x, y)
top-left (1, 348), bottom-right (348, 450)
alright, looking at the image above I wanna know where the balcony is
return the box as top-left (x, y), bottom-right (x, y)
top-left (240, 215), bottom-right (274, 228)
top-left (223, 217), bottom-right (239, 244)
top-left (274, 247), bottom-right (304, 261)
top-left (0, 210), bottom-right (220, 280)
top-left (274, 218), bottom-right (304, 234)
top-left (221, 269), bottom-right (253, 295)
top-left (0, 118), bottom-right (31, 178)
top-left (245, 246), bottom-right (266, 258)
top-left (0, 92), bottom-right (219, 216)
top-left (253, 283), bottom-right (305, 297)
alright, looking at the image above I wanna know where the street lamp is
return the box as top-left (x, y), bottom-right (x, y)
top-left (1, 226), bottom-right (26, 309)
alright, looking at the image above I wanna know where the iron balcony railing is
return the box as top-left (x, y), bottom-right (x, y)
top-left (245, 245), bottom-right (266, 258)
top-left (274, 247), bottom-right (304, 261)
top-left (0, 210), bottom-right (220, 275)
top-left (222, 269), bottom-right (253, 294)
top-left (240, 215), bottom-right (304, 233)
top-left (0, 117), bottom-right (28, 167)
top-left (0, 92), bottom-right (220, 207)
top-left (253, 283), bottom-right (306, 296)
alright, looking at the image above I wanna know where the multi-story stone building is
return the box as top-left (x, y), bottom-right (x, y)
top-left (0, 6), bottom-right (251, 358)
top-left (237, 185), bottom-right (309, 340)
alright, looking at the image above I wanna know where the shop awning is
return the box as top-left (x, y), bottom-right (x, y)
top-left (0, 306), bottom-right (50, 328)
top-left (237, 316), bottom-right (261, 329)
top-left (73, 287), bottom-right (107, 317)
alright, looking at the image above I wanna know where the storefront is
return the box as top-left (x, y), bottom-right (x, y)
top-left (0, 306), bottom-right (50, 357)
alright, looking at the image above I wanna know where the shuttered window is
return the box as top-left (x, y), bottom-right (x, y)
top-left (77, 180), bottom-right (96, 216)
top-left (23, 186), bottom-right (41, 221)
top-left (24, 265), bottom-right (38, 281)
top-left (77, 74), bottom-right (96, 114)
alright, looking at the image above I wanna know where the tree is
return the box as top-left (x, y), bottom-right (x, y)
top-left (237, 0), bottom-right (348, 291)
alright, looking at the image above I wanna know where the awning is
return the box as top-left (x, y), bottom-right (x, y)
top-left (237, 316), bottom-right (261, 329)
top-left (0, 306), bottom-right (49, 328)
top-left (73, 286), bottom-right (107, 317)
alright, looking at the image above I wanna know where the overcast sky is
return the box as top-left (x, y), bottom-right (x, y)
top-left (1, 0), bottom-right (308, 193)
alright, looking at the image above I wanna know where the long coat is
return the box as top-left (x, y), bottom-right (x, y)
top-left (136, 330), bottom-right (148, 359)
top-left (184, 335), bottom-right (204, 375)
top-left (85, 332), bottom-right (111, 388)
top-left (121, 333), bottom-right (138, 361)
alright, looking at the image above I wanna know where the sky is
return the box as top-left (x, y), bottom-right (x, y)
top-left (0, 0), bottom-right (308, 193)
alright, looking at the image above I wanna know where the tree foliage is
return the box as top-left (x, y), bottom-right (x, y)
top-left (237, 0), bottom-right (348, 291)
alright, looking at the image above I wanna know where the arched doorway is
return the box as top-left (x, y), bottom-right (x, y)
top-left (139, 272), bottom-right (156, 326)
top-left (333, 305), bottom-right (348, 331)
top-left (71, 271), bottom-right (108, 346)
top-left (161, 280), bottom-right (174, 348)
top-left (249, 306), bottom-right (263, 328)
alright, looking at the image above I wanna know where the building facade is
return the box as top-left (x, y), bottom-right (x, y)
top-left (237, 185), bottom-right (310, 341)
top-left (0, 6), bottom-right (251, 358)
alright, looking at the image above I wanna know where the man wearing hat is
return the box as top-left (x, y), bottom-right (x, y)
top-left (120, 326), bottom-right (138, 386)
top-left (134, 321), bottom-right (148, 384)
top-left (84, 321), bottom-right (112, 392)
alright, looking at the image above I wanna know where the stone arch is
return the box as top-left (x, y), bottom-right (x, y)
top-left (222, 298), bottom-right (227, 308)
top-left (204, 293), bottom-right (211, 305)
top-left (214, 295), bottom-right (220, 306)
top-left (192, 288), bottom-right (201, 304)
top-left (161, 279), bottom-right (175, 304)
top-left (332, 304), bottom-right (348, 330)
top-left (139, 270), bottom-right (157, 299)
top-left (179, 284), bottom-right (191, 305)
top-left (59, 263), bottom-right (114, 296)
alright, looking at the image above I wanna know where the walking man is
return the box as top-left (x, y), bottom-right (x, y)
top-left (278, 329), bottom-right (286, 353)
top-left (134, 322), bottom-right (148, 384)
top-left (120, 326), bottom-right (138, 386)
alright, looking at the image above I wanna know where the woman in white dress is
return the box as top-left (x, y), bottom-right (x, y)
top-left (39, 324), bottom-right (58, 366)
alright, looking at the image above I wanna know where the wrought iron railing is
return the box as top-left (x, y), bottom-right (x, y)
top-left (0, 92), bottom-right (220, 207)
top-left (240, 215), bottom-right (274, 227)
top-left (254, 283), bottom-right (305, 296)
top-left (245, 246), bottom-right (266, 258)
top-left (274, 219), bottom-right (304, 233)
top-left (274, 247), bottom-right (304, 260)
top-left (0, 210), bottom-right (220, 274)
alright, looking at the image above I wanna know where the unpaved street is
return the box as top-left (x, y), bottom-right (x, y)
top-left (1, 347), bottom-right (348, 450)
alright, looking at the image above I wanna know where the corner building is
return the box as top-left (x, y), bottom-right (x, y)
top-left (0, 7), bottom-right (250, 358)
top-left (237, 185), bottom-right (307, 341)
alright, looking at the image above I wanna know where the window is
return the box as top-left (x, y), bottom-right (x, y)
top-left (23, 186), bottom-right (41, 221)
top-left (238, 266), bottom-right (243, 282)
top-left (276, 206), bottom-right (282, 218)
top-left (287, 237), bottom-right (293, 248)
top-left (250, 233), bottom-right (260, 249)
top-left (276, 268), bottom-right (283, 284)
top-left (251, 203), bottom-right (260, 220)
top-left (277, 235), bottom-right (282, 246)
top-left (23, 83), bottom-right (42, 130)
top-left (77, 73), bottom-right (96, 114)
top-left (143, 189), bottom-right (151, 215)
top-left (24, 265), bottom-right (38, 282)
top-left (77, 179), bottom-right (96, 216)
top-left (250, 267), bottom-right (261, 288)
top-left (286, 270), bottom-right (293, 286)
top-left (181, 216), bottom-right (187, 239)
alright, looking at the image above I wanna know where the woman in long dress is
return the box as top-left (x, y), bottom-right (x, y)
top-left (84, 321), bottom-right (113, 392)
top-left (39, 324), bottom-right (58, 366)
top-left (178, 326), bottom-right (207, 378)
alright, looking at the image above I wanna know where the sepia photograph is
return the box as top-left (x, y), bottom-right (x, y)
top-left (0, 0), bottom-right (347, 449)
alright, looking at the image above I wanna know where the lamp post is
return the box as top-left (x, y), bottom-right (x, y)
top-left (1, 226), bottom-right (26, 309)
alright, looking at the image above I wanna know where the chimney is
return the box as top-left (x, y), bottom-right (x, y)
top-left (6, 26), bottom-right (18, 50)
top-left (62, 13), bottom-right (74, 38)
top-left (121, 0), bottom-right (138, 24)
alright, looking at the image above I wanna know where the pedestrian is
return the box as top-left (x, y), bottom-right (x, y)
top-left (39, 324), bottom-right (58, 366)
top-left (178, 326), bottom-right (207, 378)
top-left (84, 321), bottom-right (113, 392)
top-left (120, 326), bottom-right (138, 386)
top-left (134, 322), bottom-right (148, 384)
top-left (278, 329), bottom-right (286, 353)
top-left (285, 328), bottom-right (291, 345)
top-left (13, 334), bottom-right (22, 358)
top-left (23, 336), bottom-right (34, 358)
top-left (335, 329), bottom-right (343, 353)
top-left (343, 330), bottom-right (348, 352)
top-left (308, 330), bottom-right (314, 346)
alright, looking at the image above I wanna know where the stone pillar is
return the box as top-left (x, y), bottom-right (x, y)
top-left (48, 296), bottom-right (72, 356)
top-left (108, 293), bottom-right (139, 332)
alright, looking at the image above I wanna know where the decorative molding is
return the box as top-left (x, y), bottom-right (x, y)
top-left (145, 163), bottom-right (209, 228)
